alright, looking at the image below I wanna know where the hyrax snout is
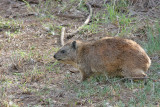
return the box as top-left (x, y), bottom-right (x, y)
top-left (54, 37), bottom-right (151, 81)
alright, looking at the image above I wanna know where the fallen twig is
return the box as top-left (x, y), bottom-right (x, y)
top-left (66, 2), bottom-right (93, 39)
top-left (61, 27), bottom-right (65, 46)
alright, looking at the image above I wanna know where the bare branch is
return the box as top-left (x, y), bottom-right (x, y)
top-left (61, 27), bottom-right (65, 46)
top-left (66, 2), bottom-right (93, 39)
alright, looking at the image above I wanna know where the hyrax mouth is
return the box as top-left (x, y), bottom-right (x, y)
top-left (57, 59), bottom-right (62, 61)
top-left (54, 57), bottom-right (62, 61)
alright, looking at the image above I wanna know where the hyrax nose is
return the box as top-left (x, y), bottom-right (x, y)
top-left (54, 54), bottom-right (57, 59)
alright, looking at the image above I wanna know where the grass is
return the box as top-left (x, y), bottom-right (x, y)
top-left (42, 23), bottom-right (63, 36)
top-left (145, 22), bottom-right (160, 54)
top-left (79, 0), bottom-right (135, 36)
top-left (105, 2), bottom-right (134, 36)
top-left (63, 74), bottom-right (160, 106)
top-left (0, 18), bottom-right (21, 30)
top-left (0, 17), bottom-right (22, 38)
top-left (81, 23), bottom-right (100, 34)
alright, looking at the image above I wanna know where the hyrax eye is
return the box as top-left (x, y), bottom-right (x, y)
top-left (61, 50), bottom-right (66, 53)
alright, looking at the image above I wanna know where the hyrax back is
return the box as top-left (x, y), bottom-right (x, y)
top-left (54, 37), bottom-right (151, 81)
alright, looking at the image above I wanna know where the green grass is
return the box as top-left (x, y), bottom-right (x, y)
top-left (145, 22), bottom-right (160, 54)
top-left (77, 0), bottom-right (88, 13)
top-left (114, 0), bottom-right (129, 13)
top-left (42, 23), bottom-right (63, 36)
top-left (105, 3), bottom-right (134, 36)
top-left (79, 0), bottom-right (134, 36)
top-left (24, 0), bottom-right (55, 18)
top-left (63, 74), bottom-right (160, 106)
top-left (0, 18), bottom-right (22, 36)
top-left (81, 23), bottom-right (99, 34)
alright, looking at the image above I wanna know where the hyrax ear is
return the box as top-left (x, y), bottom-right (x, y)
top-left (72, 41), bottom-right (77, 49)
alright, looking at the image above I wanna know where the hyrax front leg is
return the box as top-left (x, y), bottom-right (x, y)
top-left (79, 67), bottom-right (92, 82)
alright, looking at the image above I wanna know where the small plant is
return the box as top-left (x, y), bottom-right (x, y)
top-left (81, 23), bottom-right (99, 34)
top-left (43, 23), bottom-right (64, 36)
top-left (114, 0), bottom-right (129, 13)
top-left (22, 66), bottom-right (45, 83)
top-left (77, 0), bottom-right (88, 13)
top-left (106, 4), bottom-right (117, 23)
top-left (45, 61), bottom-right (59, 73)
top-left (23, 0), bottom-right (56, 18)
top-left (0, 18), bottom-right (22, 34)
top-left (22, 0), bottom-right (34, 12)
top-left (115, 101), bottom-right (125, 107)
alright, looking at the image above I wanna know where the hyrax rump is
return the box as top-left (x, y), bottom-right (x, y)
top-left (54, 37), bottom-right (151, 81)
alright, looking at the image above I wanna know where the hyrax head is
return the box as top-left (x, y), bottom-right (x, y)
top-left (54, 40), bottom-right (81, 63)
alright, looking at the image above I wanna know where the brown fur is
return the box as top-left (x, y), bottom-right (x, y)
top-left (54, 37), bottom-right (151, 81)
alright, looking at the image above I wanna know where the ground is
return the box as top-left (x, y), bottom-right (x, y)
top-left (0, 0), bottom-right (160, 107)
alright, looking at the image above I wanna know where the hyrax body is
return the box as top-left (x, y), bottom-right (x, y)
top-left (54, 37), bottom-right (151, 81)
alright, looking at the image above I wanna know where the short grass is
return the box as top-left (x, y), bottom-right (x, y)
top-left (145, 22), bottom-right (160, 54)
top-left (79, 0), bottom-right (135, 36)
top-left (64, 73), bottom-right (160, 106)
top-left (0, 17), bottom-right (22, 38)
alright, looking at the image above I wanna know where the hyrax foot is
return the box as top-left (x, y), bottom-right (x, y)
top-left (81, 74), bottom-right (90, 81)
top-left (131, 69), bottom-right (147, 78)
top-left (80, 71), bottom-right (92, 81)
top-left (122, 69), bottom-right (147, 79)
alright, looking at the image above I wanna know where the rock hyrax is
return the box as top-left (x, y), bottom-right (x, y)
top-left (54, 37), bottom-right (151, 81)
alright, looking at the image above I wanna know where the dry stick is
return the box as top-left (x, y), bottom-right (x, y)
top-left (66, 2), bottom-right (93, 39)
top-left (61, 27), bottom-right (65, 46)
top-left (115, 16), bottom-right (120, 37)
